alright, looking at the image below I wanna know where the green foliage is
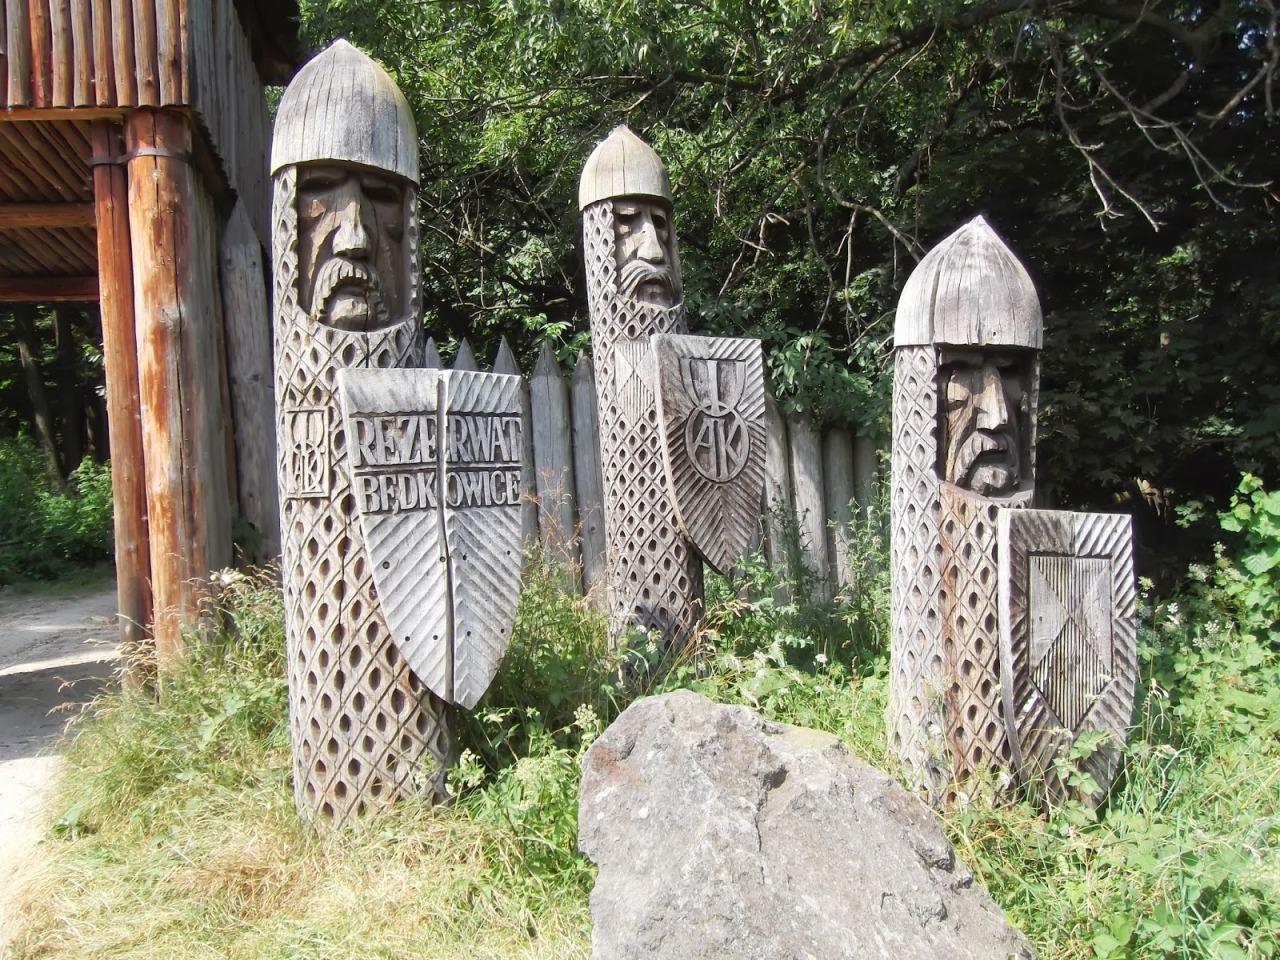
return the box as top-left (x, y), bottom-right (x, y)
top-left (0, 436), bottom-right (114, 584)
top-left (1217, 473), bottom-right (1280, 644)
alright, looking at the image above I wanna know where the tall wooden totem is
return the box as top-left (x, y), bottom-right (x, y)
top-left (272, 41), bottom-right (449, 823)
top-left (887, 216), bottom-right (1042, 801)
top-left (580, 127), bottom-right (705, 649)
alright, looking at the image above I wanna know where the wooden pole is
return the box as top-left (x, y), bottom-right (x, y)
top-left (218, 201), bottom-right (279, 559)
top-left (788, 413), bottom-right (828, 601)
top-left (91, 119), bottom-right (152, 656)
top-left (529, 341), bottom-right (581, 587)
top-left (125, 109), bottom-right (232, 667)
top-left (763, 394), bottom-right (793, 602)
top-left (822, 427), bottom-right (855, 591)
top-left (571, 351), bottom-right (606, 603)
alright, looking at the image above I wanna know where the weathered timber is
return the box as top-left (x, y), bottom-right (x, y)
top-left (218, 201), bottom-right (279, 559)
top-left (529, 340), bottom-right (580, 580)
top-left (30, 0), bottom-right (50, 107)
top-left (91, 0), bottom-right (112, 104)
top-left (651, 333), bottom-right (765, 576)
top-left (999, 509), bottom-right (1136, 805)
top-left (888, 215), bottom-right (1042, 802)
top-left (126, 109), bottom-right (232, 664)
top-left (853, 434), bottom-right (876, 517)
top-left (92, 119), bottom-right (151, 652)
top-left (571, 352), bottom-right (606, 601)
top-left (50, 0), bottom-right (72, 106)
top-left (70, 0), bottom-right (91, 105)
top-left (0, 274), bottom-right (97, 300)
top-left (272, 41), bottom-right (447, 825)
top-left (132, 0), bottom-right (157, 105)
top-left (762, 394), bottom-right (792, 601)
top-left (581, 126), bottom-right (702, 650)
top-left (423, 336), bottom-right (443, 369)
top-left (787, 413), bottom-right (828, 600)
top-left (453, 337), bottom-right (479, 372)
top-left (493, 336), bottom-right (538, 549)
top-left (0, 202), bottom-right (95, 228)
top-left (822, 427), bottom-right (855, 590)
top-left (6, 0), bottom-right (31, 106)
top-left (110, 0), bottom-right (136, 104)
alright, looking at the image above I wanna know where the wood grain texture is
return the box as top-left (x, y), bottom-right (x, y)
top-left (29, 0), bottom-right (50, 106)
top-left (270, 39), bottom-right (418, 185)
top-left (441, 370), bottom-right (526, 709)
top-left (0, 201), bottom-right (94, 229)
top-left (91, 0), bottom-right (112, 104)
top-left (651, 333), bottom-right (765, 576)
top-left (762, 393), bottom-right (792, 603)
top-left (6, 0), bottom-right (32, 106)
top-left (49, 0), bottom-right (70, 105)
top-left (492, 336), bottom-right (537, 549)
top-left (126, 109), bottom-right (231, 665)
top-left (822, 427), bottom-right (854, 589)
top-left (91, 118), bottom-right (151, 651)
top-left (571, 351), bottom-right (606, 602)
top-left (853, 434), bottom-right (876, 518)
top-left (109, 0), bottom-right (135, 104)
top-left (218, 201), bottom-right (279, 559)
top-left (130, 0), bottom-right (156, 104)
top-left (529, 341), bottom-right (580, 581)
top-left (787, 413), bottom-right (828, 601)
top-left (69, 0), bottom-right (93, 105)
top-left (998, 509), bottom-right (1135, 805)
top-left (274, 161), bottom-right (448, 825)
top-left (895, 215), bottom-right (1041, 349)
top-left (581, 197), bottom-right (702, 650)
top-left (453, 338), bottom-right (478, 372)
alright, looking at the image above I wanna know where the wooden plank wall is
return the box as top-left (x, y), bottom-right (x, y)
top-left (0, 0), bottom-right (272, 242)
top-left (439, 339), bottom-right (883, 603)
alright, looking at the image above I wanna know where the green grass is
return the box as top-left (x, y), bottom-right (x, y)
top-left (7, 487), bottom-right (1280, 960)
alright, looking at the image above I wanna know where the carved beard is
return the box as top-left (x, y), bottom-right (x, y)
top-left (311, 255), bottom-right (389, 331)
top-left (950, 431), bottom-right (1018, 496)
top-left (619, 259), bottom-right (677, 305)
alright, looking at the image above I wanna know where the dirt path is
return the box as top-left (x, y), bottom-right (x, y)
top-left (0, 579), bottom-right (118, 945)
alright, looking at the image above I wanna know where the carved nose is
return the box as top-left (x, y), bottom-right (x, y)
top-left (975, 368), bottom-right (1009, 431)
top-left (333, 200), bottom-right (370, 257)
top-left (637, 220), bottom-right (665, 263)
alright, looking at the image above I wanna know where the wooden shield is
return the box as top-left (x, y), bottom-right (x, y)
top-left (651, 334), bottom-right (766, 574)
top-left (338, 369), bottom-right (527, 709)
top-left (998, 509), bottom-right (1136, 803)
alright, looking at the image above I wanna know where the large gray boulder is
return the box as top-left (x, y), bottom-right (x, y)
top-left (578, 689), bottom-right (1034, 960)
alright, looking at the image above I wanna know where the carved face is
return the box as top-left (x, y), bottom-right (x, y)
top-left (613, 198), bottom-right (680, 306)
top-left (939, 349), bottom-right (1030, 496)
top-left (296, 162), bottom-right (408, 331)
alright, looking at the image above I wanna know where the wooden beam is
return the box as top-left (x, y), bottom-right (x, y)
top-left (0, 106), bottom-right (126, 121)
top-left (91, 119), bottom-right (152, 665)
top-left (126, 108), bottom-right (232, 667)
top-left (0, 274), bottom-right (98, 300)
top-left (0, 203), bottom-right (95, 229)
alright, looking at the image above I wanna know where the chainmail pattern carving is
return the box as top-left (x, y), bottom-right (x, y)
top-left (273, 167), bottom-right (449, 825)
top-left (888, 346), bottom-right (948, 797)
top-left (583, 200), bottom-right (703, 650)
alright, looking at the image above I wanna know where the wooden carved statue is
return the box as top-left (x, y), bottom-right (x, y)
top-left (887, 216), bottom-right (1042, 800)
top-left (272, 40), bottom-right (448, 823)
top-left (580, 126), bottom-right (705, 650)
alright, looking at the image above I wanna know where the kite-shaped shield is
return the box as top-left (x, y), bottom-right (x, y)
top-left (651, 334), bottom-right (766, 574)
top-left (338, 368), bottom-right (527, 710)
top-left (997, 509), bottom-right (1136, 804)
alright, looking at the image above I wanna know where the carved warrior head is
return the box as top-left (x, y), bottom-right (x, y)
top-left (271, 39), bottom-right (421, 333)
top-left (895, 216), bottom-right (1042, 498)
top-left (580, 125), bottom-right (684, 310)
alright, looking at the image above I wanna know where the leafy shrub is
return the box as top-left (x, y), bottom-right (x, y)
top-left (0, 435), bottom-right (115, 583)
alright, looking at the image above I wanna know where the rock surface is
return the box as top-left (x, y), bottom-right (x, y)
top-left (578, 689), bottom-right (1034, 960)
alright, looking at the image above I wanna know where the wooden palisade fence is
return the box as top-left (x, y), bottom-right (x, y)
top-left (438, 337), bottom-right (882, 603)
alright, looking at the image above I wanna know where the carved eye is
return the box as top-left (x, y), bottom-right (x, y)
top-left (361, 179), bottom-right (403, 205)
top-left (651, 210), bottom-right (670, 241)
top-left (945, 376), bottom-right (971, 407)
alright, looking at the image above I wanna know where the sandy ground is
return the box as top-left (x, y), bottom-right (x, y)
top-left (0, 579), bottom-right (118, 947)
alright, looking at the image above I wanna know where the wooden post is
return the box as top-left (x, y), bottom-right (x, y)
top-left (453, 337), bottom-right (479, 372)
top-left (571, 352), bottom-right (606, 603)
top-left (822, 427), bottom-right (855, 591)
top-left (763, 394), bottom-right (792, 602)
top-left (580, 126), bottom-right (703, 650)
top-left (530, 341), bottom-right (581, 586)
top-left (853, 434), bottom-right (877, 517)
top-left (494, 337), bottom-right (539, 550)
top-left (787, 413), bottom-right (828, 601)
top-left (125, 109), bottom-right (232, 666)
top-left (887, 215), bottom-right (1042, 801)
top-left (218, 201), bottom-right (280, 559)
top-left (91, 119), bottom-right (152, 655)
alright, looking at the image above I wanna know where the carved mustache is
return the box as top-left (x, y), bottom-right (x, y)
top-left (619, 260), bottom-right (676, 299)
top-left (953, 430), bottom-right (1015, 487)
top-left (312, 256), bottom-right (387, 320)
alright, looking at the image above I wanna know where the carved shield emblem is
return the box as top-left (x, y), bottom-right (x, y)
top-left (651, 334), bottom-right (766, 574)
top-left (339, 368), bottom-right (527, 709)
top-left (998, 509), bottom-right (1136, 803)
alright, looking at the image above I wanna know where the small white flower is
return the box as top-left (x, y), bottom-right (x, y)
top-left (815, 653), bottom-right (828, 665)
